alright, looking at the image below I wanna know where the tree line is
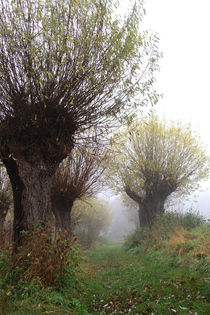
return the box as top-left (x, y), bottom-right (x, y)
top-left (0, 0), bottom-right (209, 254)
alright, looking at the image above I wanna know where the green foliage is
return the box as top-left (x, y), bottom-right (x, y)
top-left (156, 209), bottom-right (204, 231)
top-left (124, 227), bottom-right (151, 249)
top-left (0, 228), bottom-right (209, 313)
top-left (0, 228), bottom-right (83, 314)
top-left (1, 228), bottom-right (80, 289)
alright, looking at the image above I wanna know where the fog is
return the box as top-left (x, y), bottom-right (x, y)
top-left (97, 192), bottom-right (137, 242)
top-left (97, 188), bottom-right (210, 241)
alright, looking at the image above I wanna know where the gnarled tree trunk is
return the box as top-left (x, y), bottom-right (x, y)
top-left (125, 186), bottom-right (166, 229)
top-left (140, 195), bottom-right (165, 228)
top-left (16, 157), bottom-right (55, 230)
top-left (4, 154), bottom-right (59, 251)
top-left (3, 158), bottom-right (24, 251)
top-left (138, 204), bottom-right (151, 228)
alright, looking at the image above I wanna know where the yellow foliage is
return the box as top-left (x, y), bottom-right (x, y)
top-left (167, 227), bottom-right (209, 261)
top-left (106, 114), bottom-right (210, 204)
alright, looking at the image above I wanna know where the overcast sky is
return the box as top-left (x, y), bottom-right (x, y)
top-left (142, 0), bottom-right (210, 150)
top-left (146, 0), bottom-right (210, 215)
top-left (116, 0), bottom-right (210, 216)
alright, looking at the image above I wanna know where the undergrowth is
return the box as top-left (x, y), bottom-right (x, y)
top-left (0, 211), bottom-right (209, 314)
top-left (124, 210), bottom-right (206, 250)
top-left (0, 228), bottom-right (81, 314)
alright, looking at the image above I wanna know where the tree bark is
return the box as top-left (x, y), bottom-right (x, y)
top-left (139, 196), bottom-right (165, 228)
top-left (4, 154), bottom-right (59, 250)
top-left (16, 157), bottom-right (55, 230)
top-left (124, 186), bottom-right (166, 228)
top-left (125, 186), bottom-right (142, 204)
top-left (52, 199), bottom-right (73, 238)
top-left (0, 205), bottom-right (9, 230)
top-left (138, 204), bottom-right (151, 228)
top-left (3, 158), bottom-right (24, 250)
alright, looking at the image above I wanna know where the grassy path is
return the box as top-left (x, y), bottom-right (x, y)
top-left (76, 243), bottom-right (209, 315)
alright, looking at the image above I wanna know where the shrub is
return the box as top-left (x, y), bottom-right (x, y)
top-left (124, 228), bottom-right (153, 250)
top-left (0, 226), bottom-right (80, 306)
top-left (124, 210), bottom-right (205, 250)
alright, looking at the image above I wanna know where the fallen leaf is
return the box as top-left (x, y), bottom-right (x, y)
top-left (179, 306), bottom-right (188, 310)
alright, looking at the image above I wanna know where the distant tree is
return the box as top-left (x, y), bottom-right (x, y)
top-left (107, 115), bottom-right (210, 228)
top-left (51, 145), bottom-right (106, 237)
top-left (0, 0), bottom-right (160, 247)
top-left (72, 198), bottom-right (111, 247)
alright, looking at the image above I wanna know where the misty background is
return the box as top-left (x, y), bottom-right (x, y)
top-left (99, 0), bottom-right (210, 241)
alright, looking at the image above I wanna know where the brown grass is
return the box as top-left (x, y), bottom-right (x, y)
top-left (167, 227), bottom-right (210, 260)
top-left (11, 227), bottom-right (76, 287)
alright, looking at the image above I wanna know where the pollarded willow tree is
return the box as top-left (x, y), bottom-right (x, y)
top-left (107, 115), bottom-right (210, 228)
top-left (0, 0), bottom-right (160, 245)
top-left (51, 145), bottom-right (106, 236)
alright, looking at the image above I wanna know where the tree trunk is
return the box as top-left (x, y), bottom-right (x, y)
top-left (52, 199), bottom-right (73, 239)
top-left (0, 208), bottom-right (8, 230)
top-left (16, 157), bottom-right (55, 230)
top-left (4, 155), bottom-right (59, 250)
top-left (139, 196), bottom-right (165, 228)
top-left (138, 204), bottom-right (151, 228)
top-left (124, 185), bottom-right (166, 229)
top-left (3, 158), bottom-right (25, 250)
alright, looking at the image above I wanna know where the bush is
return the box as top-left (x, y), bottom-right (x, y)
top-left (124, 210), bottom-right (205, 250)
top-left (157, 209), bottom-right (204, 231)
top-left (0, 227), bottom-right (81, 307)
top-left (124, 228), bottom-right (153, 250)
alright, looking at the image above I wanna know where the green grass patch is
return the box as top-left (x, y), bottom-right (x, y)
top-left (78, 221), bottom-right (210, 314)
top-left (0, 222), bottom-right (209, 314)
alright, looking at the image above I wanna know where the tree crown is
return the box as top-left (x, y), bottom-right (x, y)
top-left (106, 115), bottom-right (210, 202)
top-left (0, 0), bottom-right (160, 162)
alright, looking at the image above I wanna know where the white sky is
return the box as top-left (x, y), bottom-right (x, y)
top-left (118, 0), bottom-right (210, 216)
top-left (142, 0), bottom-right (210, 150)
top-left (144, 0), bottom-right (210, 215)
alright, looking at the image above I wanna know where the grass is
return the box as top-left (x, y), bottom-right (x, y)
top-left (0, 222), bottom-right (209, 314)
top-left (78, 238), bottom-right (209, 314)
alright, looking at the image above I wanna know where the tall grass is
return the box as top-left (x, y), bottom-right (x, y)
top-left (124, 210), bottom-right (210, 277)
top-left (0, 227), bottom-right (81, 314)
